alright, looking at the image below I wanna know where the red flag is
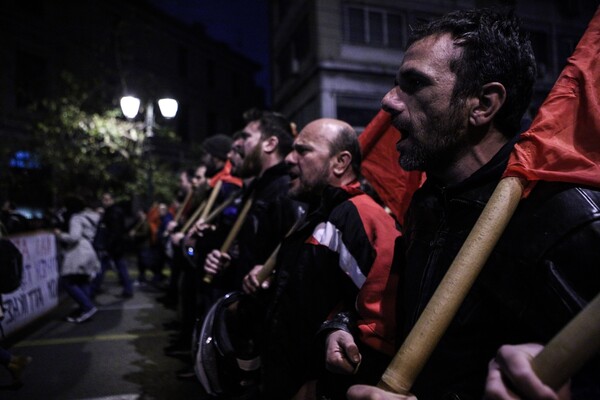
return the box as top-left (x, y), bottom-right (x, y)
top-left (359, 109), bottom-right (425, 225)
top-left (208, 159), bottom-right (243, 188)
top-left (504, 6), bottom-right (600, 196)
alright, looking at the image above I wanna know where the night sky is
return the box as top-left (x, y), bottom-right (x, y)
top-left (149, 0), bottom-right (271, 100)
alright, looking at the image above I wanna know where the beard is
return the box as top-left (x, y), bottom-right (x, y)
top-left (288, 165), bottom-right (330, 204)
top-left (239, 143), bottom-right (262, 178)
top-left (398, 102), bottom-right (468, 172)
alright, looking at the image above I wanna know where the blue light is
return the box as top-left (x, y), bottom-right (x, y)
top-left (9, 151), bottom-right (40, 169)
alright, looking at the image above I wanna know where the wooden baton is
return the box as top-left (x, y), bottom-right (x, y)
top-left (203, 195), bottom-right (254, 284)
top-left (531, 291), bottom-right (600, 390)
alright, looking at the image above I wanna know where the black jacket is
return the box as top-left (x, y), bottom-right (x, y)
top-left (233, 162), bottom-right (304, 288)
top-left (101, 203), bottom-right (128, 258)
top-left (262, 183), bottom-right (399, 400)
top-left (400, 139), bottom-right (600, 399)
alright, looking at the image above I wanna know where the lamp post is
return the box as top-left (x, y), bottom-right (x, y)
top-left (120, 96), bottom-right (178, 203)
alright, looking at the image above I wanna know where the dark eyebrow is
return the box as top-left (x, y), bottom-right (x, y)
top-left (293, 142), bottom-right (311, 152)
top-left (399, 68), bottom-right (432, 85)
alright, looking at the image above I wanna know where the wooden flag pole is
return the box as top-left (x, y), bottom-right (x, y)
top-left (174, 189), bottom-right (193, 222)
top-left (255, 216), bottom-right (305, 284)
top-left (180, 200), bottom-right (207, 233)
top-left (255, 243), bottom-right (281, 284)
top-left (531, 291), bottom-right (600, 390)
top-left (200, 180), bottom-right (223, 222)
top-left (196, 190), bottom-right (239, 228)
top-left (203, 195), bottom-right (254, 284)
top-left (378, 177), bottom-right (525, 394)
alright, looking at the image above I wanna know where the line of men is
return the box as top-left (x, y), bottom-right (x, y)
top-left (159, 7), bottom-right (599, 400)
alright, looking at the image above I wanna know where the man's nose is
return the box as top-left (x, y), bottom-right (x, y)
top-left (381, 86), bottom-right (405, 115)
top-left (284, 151), bottom-right (297, 166)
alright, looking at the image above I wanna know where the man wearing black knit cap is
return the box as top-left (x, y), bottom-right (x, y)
top-left (200, 134), bottom-right (233, 178)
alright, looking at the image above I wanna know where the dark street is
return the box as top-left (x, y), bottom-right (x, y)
top-left (0, 267), bottom-right (207, 400)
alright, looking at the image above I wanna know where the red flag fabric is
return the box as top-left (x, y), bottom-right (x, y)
top-left (146, 202), bottom-right (160, 244)
top-left (359, 110), bottom-right (425, 226)
top-left (503, 6), bottom-right (600, 197)
top-left (208, 159), bottom-right (243, 188)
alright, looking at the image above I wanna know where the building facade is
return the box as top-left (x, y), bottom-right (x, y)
top-left (270, 0), bottom-right (597, 131)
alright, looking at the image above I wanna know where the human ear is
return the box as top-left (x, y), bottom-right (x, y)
top-left (469, 82), bottom-right (506, 127)
top-left (262, 136), bottom-right (278, 154)
top-left (332, 151), bottom-right (352, 176)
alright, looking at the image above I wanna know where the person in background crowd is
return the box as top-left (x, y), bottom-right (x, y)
top-left (54, 195), bottom-right (101, 323)
top-left (153, 201), bottom-right (173, 288)
top-left (164, 134), bottom-right (242, 378)
top-left (129, 208), bottom-right (154, 287)
top-left (157, 168), bottom-right (197, 309)
top-left (92, 192), bottom-right (134, 299)
top-left (327, 7), bottom-right (600, 400)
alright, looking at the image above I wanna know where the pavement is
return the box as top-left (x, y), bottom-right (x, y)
top-left (0, 268), bottom-right (210, 400)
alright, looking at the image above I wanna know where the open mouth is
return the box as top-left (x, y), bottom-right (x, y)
top-left (392, 119), bottom-right (410, 143)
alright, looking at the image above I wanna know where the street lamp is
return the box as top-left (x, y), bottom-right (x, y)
top-left (120, 95), bottom-right (178, 203)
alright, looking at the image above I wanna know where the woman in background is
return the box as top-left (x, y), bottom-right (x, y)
top-left (54, 195), bottom-right (101, 323)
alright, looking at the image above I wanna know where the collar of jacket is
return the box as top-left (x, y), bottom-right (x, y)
top-left (421, 133), bottom-right (520, 199)
top-left (246, 161), bottom-right (290, 194)
top-left (306, 180), bottom-right (362, 220)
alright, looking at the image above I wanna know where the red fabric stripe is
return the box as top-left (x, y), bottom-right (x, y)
top-left (208, 160), bottom-right (243, 188)
top-left (349, 193), bottom-right (400, 355)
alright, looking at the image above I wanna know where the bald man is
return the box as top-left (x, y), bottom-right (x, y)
top-left (251, 119), bottom-right (400, 399)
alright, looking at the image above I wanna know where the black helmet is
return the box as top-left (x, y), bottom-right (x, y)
top-left (194, 291), bottom-right (264, 397)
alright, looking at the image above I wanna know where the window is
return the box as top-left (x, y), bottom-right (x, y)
top-left (336, 95), bottom-right (381, 128)
top-left (344, 5), bottom-right (404, 49)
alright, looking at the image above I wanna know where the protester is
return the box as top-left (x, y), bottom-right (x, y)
top-left (203, 108), bottom-right (303, 292)
top-left (154, 202), bottom-right (173, 285)
top-left (242, 118), bottom-right (399, 399)
top-left (163, 134), bottom-right (243, 378)
top-left (54, 195), bottom-right (100, 323)
top-left (324, 7), bottom-right (600, 400)
top-left (91, 193), bottom-right (134, 299)
top-left (128, 208), bottom-right (155, 287)
top-left (158, 168), bottom-right (197, 309)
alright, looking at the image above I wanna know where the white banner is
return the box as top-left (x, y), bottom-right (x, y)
top-left (2, 231), bottom-right (59, 337)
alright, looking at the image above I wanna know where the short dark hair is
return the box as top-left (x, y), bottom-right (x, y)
top-left (64, 195), bottom-right (86, 214)
top-left (409, 8), bottom-right (536, 137)
top-left (330, 124), bottom-right (362, 176)
top-left (243, 108), bottom-right (294, 157)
